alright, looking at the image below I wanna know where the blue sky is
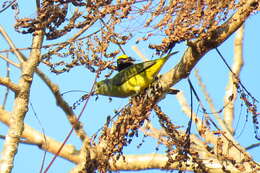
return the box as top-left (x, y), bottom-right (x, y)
top-left (0, 2), bottom-right (259, 173)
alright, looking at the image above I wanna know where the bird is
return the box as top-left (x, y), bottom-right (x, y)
top-left (116, 54), bottom-right (135, 71)
top-left (94, 51), bottom-right (178, 98)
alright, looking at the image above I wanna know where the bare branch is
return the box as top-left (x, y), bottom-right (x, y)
top-left (0, 25), bottom-right (25, 63)
top-left (0, 77), bottom-right (19, 94)
top-left (224, 25), bottom-right (245, 134)
top-left (0, 107), bottom-right (80, 163)
top-left (246, 142), bottom-right (260, 150)
top-left (2, 60), bottom-right (10, 108)
top-left (131, 45), bottom-right (149, 61)
top-left (109, 153), bottom-right (230, 173)
top-left (0, 28), bottom-right (44, 173)
top-left (0, 53), bottom-right (20, 68)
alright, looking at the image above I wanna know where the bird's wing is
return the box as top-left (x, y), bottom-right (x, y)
top-left (112, 60), bottom-right (156, 86)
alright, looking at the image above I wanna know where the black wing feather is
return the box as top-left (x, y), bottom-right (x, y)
top-left (112, 61), bottom-right (156, 86)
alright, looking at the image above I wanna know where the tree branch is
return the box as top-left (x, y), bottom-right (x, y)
top-left (0, 107), bottom-right (80, 163)
top-left (224, 25), bottom-right (245, 134)
top-left (0, 28), bottom-right (44, 173)
top-left (2, 59), bottom-right (11, 108)
top-left (0, 25), bottom-right (25, 63)
top-left (0, 77), bottom-right (20, 94)
top-left (108, 153), bottom-right (240, 173)
top-left (0, 54), bottom-right (20, 68)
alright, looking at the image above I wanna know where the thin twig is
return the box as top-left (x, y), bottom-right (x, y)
top-left (0, 25), bottom-right (25, 62)
top-left (245, 142), bottom-right (260, 150)
top-left (131, 45), bottom-right (149, 61)
top-left (0, 0), bottom-right (17, 13)
top-left (2, 54), bottom-right (11, 108)
top-left (0, 54), bottom-right (20, 68)
top-left (29, 102), bottom-right (47, 173)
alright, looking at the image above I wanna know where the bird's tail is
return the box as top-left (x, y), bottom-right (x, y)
top-left (163, 51), bottom-right (179, 61)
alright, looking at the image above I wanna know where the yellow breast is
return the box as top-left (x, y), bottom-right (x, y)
top-left (116, 57), bottom-right (167, 96)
